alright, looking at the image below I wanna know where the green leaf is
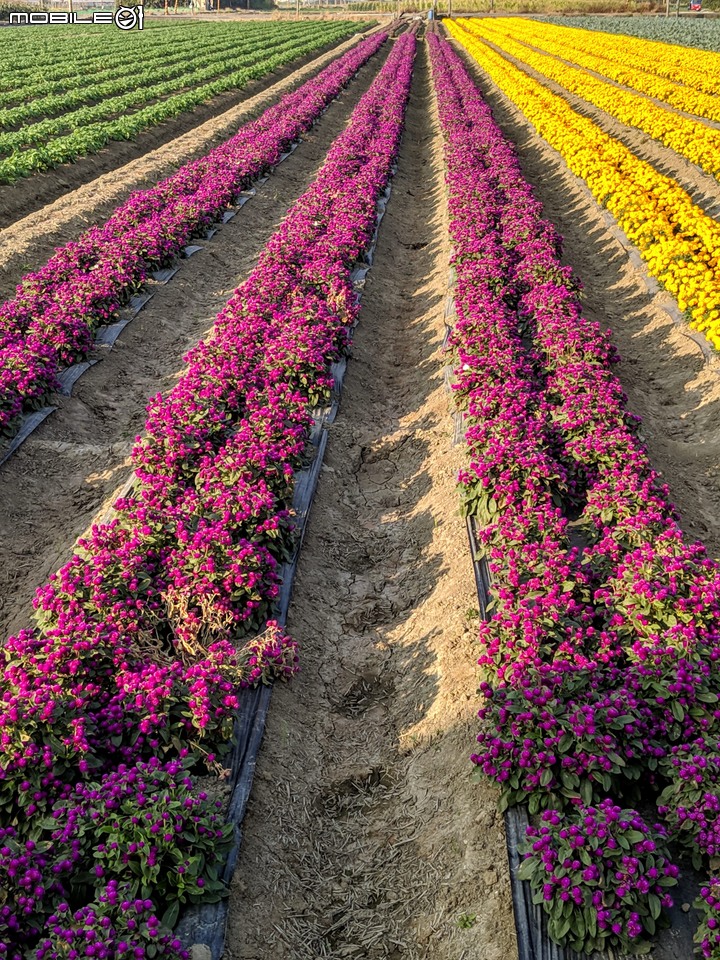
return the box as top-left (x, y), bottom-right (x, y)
top-left (584, 905), bottom-right (597, 938)
top-left (517, 857), bottom-right (537, 882)
top-left (671, 700), bottom-right (685, 723)
top-left (648, 892), bottom-right (662, 920)
top-left (161, 899), bottom-right (180, 931)
top-left (625, 830), bottom-right (646, 845)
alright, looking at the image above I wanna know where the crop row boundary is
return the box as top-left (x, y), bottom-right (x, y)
top-left (48, 121), bottom-right (400, 951)
top-left (427, 44), bottom-right (543, 951)
top-left (440, 245), bottom-right (639, 960)
top-left (434, 45), bottom-right (704, 958)
top-left (429, 45), bottom-right (627, 945)
top-left (5, 149), bottom-right (401, 960)
top-left (436, 122), bottom-right (698, 958)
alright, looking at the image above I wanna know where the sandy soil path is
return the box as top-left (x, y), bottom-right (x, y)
top-left (224, 42), bottom-right (518, 960)
top-left (0, 45), bottom-right (389, 643)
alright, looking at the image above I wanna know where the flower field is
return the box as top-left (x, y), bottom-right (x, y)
top-left (463, 18), bottom-right (720, 175)
top-left (0, 30), bottom-right (386, 447)
top-left (430, 24), bottom-right (720, 953)
top-left (1, 11), bottom-right (720, 960)
top-left (446, 17), bottom-right (720, 352)
top-left (0, 22), bottom-right (419, 957)
top-left (488, 18), bottom-right (720, 103)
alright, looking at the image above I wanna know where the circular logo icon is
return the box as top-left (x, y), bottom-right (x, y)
top-left (115, 6), bottom-right (138, 29)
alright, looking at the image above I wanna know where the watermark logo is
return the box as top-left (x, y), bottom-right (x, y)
top-left (9, 5), bottom-right (144, 28)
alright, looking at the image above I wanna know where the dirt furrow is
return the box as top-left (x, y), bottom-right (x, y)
top-left (477, 34), bottom-right (720, 223)
top-left (0, 26), bottom-right (380, 302)
top-left (449, 37), bottom-right (720, 560)
top-left (0, 44), bottom-right (390, 643)
top-left (225, 42), bottom-right (517, 960)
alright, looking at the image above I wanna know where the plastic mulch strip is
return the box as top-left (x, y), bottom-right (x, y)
top-left (175, 171), bottom-right (399, 959)
top-left (55, 359), bottom-right (100, 397)
top-left (94, 293), bottom-right (153, 347)
top-left (0, 406), bottom-right (57, 468)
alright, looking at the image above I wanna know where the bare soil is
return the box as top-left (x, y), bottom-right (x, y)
top-left (449, 37), bottom-right (720, 560)
top-left (0, 25), bottom-right (379, 294)
top-left (0, 45), bottom-right (390, 643)
top-left (225, 43), bottom-right (518, 960)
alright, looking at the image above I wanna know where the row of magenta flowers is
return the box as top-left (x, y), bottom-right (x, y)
top-left (0, 31), bottom-right (416, 960)
top-left (0, 30), bottom-right (387, 444)
top-left (429, 29), bottom-right (720, 958)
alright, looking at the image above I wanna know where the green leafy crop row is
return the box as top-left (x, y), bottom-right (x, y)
top-left (0, 21), bottom-right (367, 184)
top-left (0, 21), bottom-right (315, 102)
top-left (0, 28), bottom-right (330, 146)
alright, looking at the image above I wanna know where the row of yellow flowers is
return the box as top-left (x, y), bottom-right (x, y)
top-left (445, 18), bottom-right (720, 352)
top-left (460, 18), bottom-right (720, 181)
top-left (476, 17), bottom-right (720, 125)
top-left (552, 20), bottom-right (720, 98)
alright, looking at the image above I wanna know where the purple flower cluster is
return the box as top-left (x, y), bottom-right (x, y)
top-left (0, 31), bottom-right (387, 442)
top-left (658, 738), bottom-right (720, 868)
top-left (520, 801), bottom-right (677, 953)
top-left (428, 27), bottom-right (720, 953)
top-left (30, 881), bottom-right (189, 960)
top-left (696, 880), bottom-right (720, 960)
top-left (0, 826), bottom-right (79, 950)
top-left (0, 28), bottom-right (416, 955)
top-left (0, 758), bottom-right (232, 958)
